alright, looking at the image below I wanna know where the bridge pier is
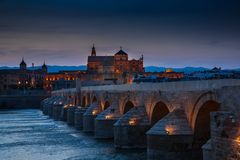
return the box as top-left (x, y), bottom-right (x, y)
top-left (48, 96), bottom-right (60, 118)
top-left (42, 99), bottom-right (51, 115)
top-left (146, 109), bottom-right (193, 160)
top-left (42, 96), bottom-right (58, 116)
top-left (202, 140), bottom-right (213, 160)
top-left (74, 107), bottom-right (87, 130)
top-left (60, 105), bottom-right (73, 121)
top-left (53, 104), bottom-right (64, 120)
top-left (83, 103), bottom-right (99, 132)
top-left (40, 98), bottom-right (47, 111)
top-left (114, 106), bottom-right (150, 148)
top-left (202, 112), bottom-right (239, 160)
top-left (52, 97), bottom-right (66, 120)
top-left (94, 104), bottom-right (121, 139)
top-left (67, 106), bottom-right (77, 125)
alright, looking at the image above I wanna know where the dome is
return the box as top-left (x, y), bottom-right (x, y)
top-left (165, 68), bottom-right (174, 73)
top-left (115, 49), bottom-right (128, 55)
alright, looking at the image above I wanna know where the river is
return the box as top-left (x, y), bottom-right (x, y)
top-left (0, 109), bottom-right (146, 160)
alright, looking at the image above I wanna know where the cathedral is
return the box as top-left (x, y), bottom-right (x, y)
top-left (87, 45), bottom-right (144, 83)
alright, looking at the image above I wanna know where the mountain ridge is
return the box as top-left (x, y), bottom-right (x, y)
top-left (0, 65), bottom-right (239, 73)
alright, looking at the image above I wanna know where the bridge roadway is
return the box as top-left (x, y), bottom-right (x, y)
top-left (43, 79), bottom-right (240, 160)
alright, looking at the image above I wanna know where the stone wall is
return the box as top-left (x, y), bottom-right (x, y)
top-left (203, 112), bottom-right (240, 160)
top-left (0, 95), bottom-right (49, 109)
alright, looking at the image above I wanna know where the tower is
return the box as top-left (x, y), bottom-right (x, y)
top-left (114, 47), bottom-right (129, 73)
top-left (91, 44), bottom-right (96, 56)
top-left (42, 61), bottom-right (48, 73)
top-left (20, 58), bottom-right (27, 71)
top-left (140, 54), bottom-right (144, 61)
top-left (19, 58), bottom-right (27, 86)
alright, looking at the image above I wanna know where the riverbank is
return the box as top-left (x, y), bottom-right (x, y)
top-left (0, 95), bottom-right (49, 109)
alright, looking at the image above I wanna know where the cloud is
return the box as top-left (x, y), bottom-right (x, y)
top-left (0, 0), bottom-right (240, 68)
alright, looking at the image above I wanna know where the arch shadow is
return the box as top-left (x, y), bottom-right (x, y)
top-left (92, 96), bottom-right (97, 103)
top-left (123, 101), bottom-right (134, 114)
top-left (103, 101), bottom-right (110, 110)
top-left (150, 101), bottom-right (170, 126)
top-left (193, 100), bottom-right (220, 148)
top-left (82, 96), bottom-right (86, 107)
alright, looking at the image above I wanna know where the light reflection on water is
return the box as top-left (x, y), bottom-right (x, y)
top-left (0, 109), bottom-right (146, 160)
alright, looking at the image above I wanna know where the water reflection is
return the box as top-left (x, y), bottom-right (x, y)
top-left (0, 109), bottom-right (146, 160)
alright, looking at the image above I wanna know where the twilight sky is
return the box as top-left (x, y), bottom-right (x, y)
top-left (0, 0), bottom-right (240, 68)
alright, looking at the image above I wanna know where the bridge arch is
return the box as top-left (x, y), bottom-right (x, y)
top-left (191, 91), bottom-right (219, 129)
top-left (123, 100), bottom-right (134, 114)
top-left (87, 93), bottom-right (91, 106)
top-left (103, 101), bottom-right (110, 110)
top-left (74, 95), bottom-right (77, 106)
top-left (82, 96), bottom-right (86, 107)
top-left (193, 100), bottom-right (220, 148)
top-left (92, 96), bottom-right (97, 103)
top-left (150, 101), bottom-right (170, 126)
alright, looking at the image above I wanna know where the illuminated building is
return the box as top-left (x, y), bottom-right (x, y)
top-left (44, 70), bottom-right (86, 90)
top-left (87, 45), bottom-right (144, 83)
top-left (0, 58), bottom-right (47, 94)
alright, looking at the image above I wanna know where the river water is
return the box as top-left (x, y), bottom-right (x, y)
top-left (0, 109), bottom-right (146, 160)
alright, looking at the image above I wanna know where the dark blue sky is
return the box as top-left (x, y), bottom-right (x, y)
top-left (0, 0), bottom-right (240, 68)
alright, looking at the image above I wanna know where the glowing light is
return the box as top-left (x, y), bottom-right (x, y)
top-left (165, 125), bottom-right (175, 135)
top-left (128, 118), bottom-right (138, 126)
top-left (105, 114), bottom-right (113, 119)
top-left (92, 110), bottom-right (98, 115)
top-left (59, 101), bottom-right (63, 105)
top-left (77, 106), bottom-right (83, 109)
top-left (165, 68), bottom-right (173, 73)
top-left (235, 136), bottom-right (240, 143)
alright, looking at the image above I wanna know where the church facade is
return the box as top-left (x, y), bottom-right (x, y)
top-left (86, 45), bottom-right (144, 83)
top-left (0, 59), bottom-right (47, 94)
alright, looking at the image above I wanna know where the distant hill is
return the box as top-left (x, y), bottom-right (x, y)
top-left (144, 66), bottom-right (209, 73)
top-left (46, 65), bottom-right (87, 73)
top-left (0, 66), bottom-right (19, 70)
top-left (1, 65), bottom-right (239, 73)
top-left (0, 65), bottom-right (87, 73)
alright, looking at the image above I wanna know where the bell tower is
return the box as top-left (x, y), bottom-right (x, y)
top-left (20, 57), bottom-right (27, 71)
top-left (91, 44), bottom-right (96, 56)
top-left (42, 61), bottom-right (48, 73)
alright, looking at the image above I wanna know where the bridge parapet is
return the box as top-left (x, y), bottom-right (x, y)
top-left (81, 79), bottom-right (240, 92)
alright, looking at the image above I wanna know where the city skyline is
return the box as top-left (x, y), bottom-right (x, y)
top-left (0, 0), bottom-right (240, 68)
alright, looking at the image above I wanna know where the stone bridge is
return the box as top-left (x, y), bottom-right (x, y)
top-left (48, 79), bottom-right (240, 160)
